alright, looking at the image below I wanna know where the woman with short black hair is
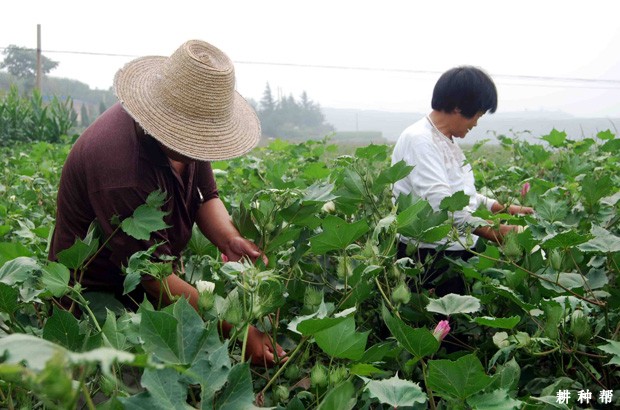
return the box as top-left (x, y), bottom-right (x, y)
top-left (391, 65), bottom-right (533, 296)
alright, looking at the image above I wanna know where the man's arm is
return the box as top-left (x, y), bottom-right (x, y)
top-left (195, 198), bottom-right (266, 264)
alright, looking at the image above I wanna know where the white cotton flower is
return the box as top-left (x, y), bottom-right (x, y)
top-left (196, 280), bottom-right (215, 294)
top-left (322, 201), bottom-right (336, 213)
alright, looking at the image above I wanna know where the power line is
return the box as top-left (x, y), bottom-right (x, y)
top-left (2, 45), bottom-right (620, 90)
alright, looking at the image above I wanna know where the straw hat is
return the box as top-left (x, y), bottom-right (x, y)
top-left (113, 40), bottom-right (260, 161)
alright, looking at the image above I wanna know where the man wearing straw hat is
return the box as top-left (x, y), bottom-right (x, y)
top-left (49, 40), bottom-right (285, 366)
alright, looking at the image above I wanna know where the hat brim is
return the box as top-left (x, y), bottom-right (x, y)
top-left (114, 56), bottom-right (261, 161)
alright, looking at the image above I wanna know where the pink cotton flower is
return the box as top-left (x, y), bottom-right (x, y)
top-left (432, 320), bottom-right (451, 342)
top-left (221, 254), bottom-right (229, 262)
top-left (521, 182), bottom-right (531, 198)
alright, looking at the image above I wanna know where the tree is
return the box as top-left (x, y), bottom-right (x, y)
top-left (0, 45), bottom-right (58, 81)
top-left (80, 103), bottom-right (91, 127)
top-left (259, 83), bottom-right (275, 113)
top-left (256, 84), bottom-right (334, 140)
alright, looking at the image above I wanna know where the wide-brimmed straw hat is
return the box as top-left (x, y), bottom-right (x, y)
top-left (113, 40), bottom-right (260, 161)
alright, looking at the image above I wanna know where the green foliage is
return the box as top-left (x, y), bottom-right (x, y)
top-left (0, 127), bottom-right (619, 407)
top-left (0, 85), bottom-right (77, 145)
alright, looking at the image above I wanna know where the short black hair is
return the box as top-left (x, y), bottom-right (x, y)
top-left (431, 66), bottom-right (498, 118)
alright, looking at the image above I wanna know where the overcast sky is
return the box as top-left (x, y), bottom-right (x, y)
top-left (2, 0), bottom-right (620, 117)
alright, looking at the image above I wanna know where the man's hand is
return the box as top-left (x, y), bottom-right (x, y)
top-left (245, 325), bottom-right (287, 367)
top-left (223, 236), bottom-right (268, 265)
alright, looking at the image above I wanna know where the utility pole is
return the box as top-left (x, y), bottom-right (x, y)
top-left (36, 24), bottom-right (42, 91)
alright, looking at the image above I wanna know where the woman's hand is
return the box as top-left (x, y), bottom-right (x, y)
top-left (245, 325), bottom-right (287, 367)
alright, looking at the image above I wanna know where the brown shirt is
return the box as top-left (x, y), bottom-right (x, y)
top-left (49, 102), bottom-right (218, 299)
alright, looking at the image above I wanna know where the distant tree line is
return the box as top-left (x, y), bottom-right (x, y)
top-left (256, 83), bottom-right (334, 140)
top-left (0, 45), bottom-right (116, 128)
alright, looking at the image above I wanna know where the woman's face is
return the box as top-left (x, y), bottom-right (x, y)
top-left (452, 111), bottom-right (485, 139)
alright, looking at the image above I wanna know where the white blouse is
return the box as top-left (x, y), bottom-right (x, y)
top-left (391, 116), bottom-right (496, 251)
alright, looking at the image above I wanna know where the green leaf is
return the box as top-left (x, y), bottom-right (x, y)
top-left (363, 374), bottom-right (427, 407)
top-left (187, 225), bottom-right (213, 256)
top-left (43, 307), bottom-right (84, 351)
top-left (535, 197), bottom-right (568, 223)
top-left (303, 181), bottom-right (337, 202)
top-left (298, 316), bottom-right (348, 335)
top-left (427, 354), bottom-right (493, 400)
top-left (101, 309), bottom-right (126, 350)
top-left (440, 191), bottom-right (470, 212)
top-left (41, 262), bottom-right (70, 297)
top-left (541, 230), bottom-right (591, 249)
top-left (578, 225), bottom-right (620, 253)
top-left (581, 173), bottom-right (613, 208)
top-left (472, 316), bottom-right (520, 329)
top-left (309, 215), bottom-right (369, 254)
top-left (426, 294), bottom-right (481, 316)
top-left (0, 334), bottom-right (135, 374)
top-left (349, 363), bottom-right (387, 377)
top-left (381, 305), bottom-right (439, 358)
top-left (355, 144), bottom-right (388, 161)
top-left (396, 195), bottom-right (430, 227)
top-left (56, 222), bottom-right (99, 269)
top-left (0, 242), bottom-right (33, 267)
top-left (538, 272), bottom-right (588, 292)
top-left (0, 256), bottom-right (39, 285)
top-left (598, 339), bottom-right (620, 366)
top-left (467, 388), bottom-right (522, 409)
top-left (373, 160), bottom-right (413, 193)
top-left (597, 129), bottom-right (615, 140)
top-left (0, 283), bottom-right (19, 314)
top-left (233, 201), bottom-right (260, 242)
top-left (140, 298), bottom-right (210, 365)
top-left (311, 316), bottom-right (369, 360)
top-left (302, 163), bottom-right (331, 180)
top-left (121, 190), bottom-right (171, 240)
top-left (489, 358), bottom-right (521, 392)
top-left (317, 380), bottom-right (356, 410)
top-left (541, 129), bottom-right (567, 148)
top-left (214, 363), bottom-right (262, 410)
top-left (120, 367), bottom-right (191, 410)
top-left (189, 342), bottom-right (232, 406)
top-left (601, 138), bottom-right (620, 153)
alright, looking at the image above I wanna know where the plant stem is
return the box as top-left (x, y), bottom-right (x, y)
top-left (469, 247), bottom-right (605, 307)
top-left (421, 359), bottom-right (436, 410)
top-left (374, 277), bottom-right (399, 318)
top-left (260, 336), bottom-right (308, 396)
top-left (240, 323), bottom-right (250, 364)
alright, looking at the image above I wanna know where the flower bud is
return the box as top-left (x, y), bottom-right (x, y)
top-left (329, 365), bottom-right (349, 386)
top-left (432, 320), bottom-right (451, 342)
top-left (336, 257), bottom-right (353, 279)
top-left (391, 282), bottom-right (411, 305)
top-left (310, 363), bottom-right (328, 388)
top-left (304, 286), bottom-right (323, 311)
top-left (503, 232), bottom-right (522, 259)
top-left (570, 309), bottom-right (591, 342)
top-left (273, 385), bottom-right (289, 403)
top-left (284, 363), bottom-right (301, 380)
top-left (321, 201), bottom-right (336, 214)
top-left (223, 293), bottom-right (243, 326)
top-left (521, 182), bottom-right (531, 198)
top-left (549, 249), bottom-right (562, 271)
top-left (196, 280), bottom-right (216, 312)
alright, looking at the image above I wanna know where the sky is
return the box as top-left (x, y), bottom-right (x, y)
top-left (2, 0), bottom-right (620, 118)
